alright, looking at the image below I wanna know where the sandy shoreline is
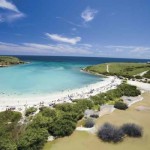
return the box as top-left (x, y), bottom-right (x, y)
top-left (0, 76), bottom-right (149, 113)
top-left (0, 76), bottom-right (121, 112)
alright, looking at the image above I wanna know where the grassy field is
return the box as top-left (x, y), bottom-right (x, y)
top-left (0, 56), bottom-right (24, 66)
top-left (84, 63), bottom-right (150, 77)
top-left (43, 92), bottom-right (150, 150)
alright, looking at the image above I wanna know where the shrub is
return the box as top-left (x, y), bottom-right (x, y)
top-left (90, 95), bottom-right (105, 105)
top-left (25, 107), bottom-right (37, 117)
top-left (61, 112), bottom-right (79, 122)
top-left (40, 107), bottom-right (56, 119)
top-left (121, 123), bottom-right (143, 137)
top-left (90, 114), bottom-right (99, 118)
top-left (54, 103), bottom-right (73, 112)
top-left (143, 70), bottom-right (150, 79)
top-left (28, 113), bottom-right (52, 129)
top-left (118, 84), bottom-right (141, 97)
top-left (97, 123), bottom-right (124, 143)
top-left (135, 75), bottom-right (142, 79)
top-left (106, 89), bottom-right (123, 100)
top-left (0, 111), bottom-right (22, 145)
top-left (18, 128), bottom-right (49, 150)
top-left (0, 110), bottom-right (22, 123)
top-left (75, 99), bottom-right (94, 111)
top-left (48, 119), bottom-right (76, 137)
top-left (114, 101), bottom-right (128, 110)
top-left (0, 137), bottom-right (17, 150)
top-left (84, 118), bottom-right (95, 128)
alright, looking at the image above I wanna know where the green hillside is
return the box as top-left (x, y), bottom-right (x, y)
top-left (84, 63), bottom-right (150, 78)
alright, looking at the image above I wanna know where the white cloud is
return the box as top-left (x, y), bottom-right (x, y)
top-left (104, 45), bottom-right (150, 58)
top-left (81, 7), bottom-right (98, 22)
top-left (0, 0), bottom-right (25, 23)
top-left (106, 45), bottom-right (150, 53)
top-left (23, 43), bottom-right (92, 55)
top-left (0, 42), bottom-right (92, 56)
top-left (0, 0), bottom-right (19, 12)
top-left (45, 33), bottom-right (81, 45)
top-left (115, 48), bottom-right (123, 52)
top-left (0, 41), bottom-right (149, 59)
top-left (105, 45), bottom-right (135, 49)
top-left (130, 47), bottom-right (150, 53)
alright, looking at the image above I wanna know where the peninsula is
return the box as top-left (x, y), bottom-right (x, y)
top-left (0, 56), bottom-right (25, 67)
top-left (84, 62), bottom-right (150, 82)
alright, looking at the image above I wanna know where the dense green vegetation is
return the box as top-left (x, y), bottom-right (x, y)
top-left (114, 101), bottom-right (128, 110)
top-left (0, 83), bottom-right (141, 149)
top-left (0, 111), bottom-right (22, 150)
top-left (16, 100), bottom-right (94, 149)
top-left (118, 84), bottom-right (141, 96)
top-left (18, 128), bottom-right (49, 150)
top-left (143, 70), bottom-right (150, 79)
top-left (90, 84), bottom-right (140, 106)
top-left (84, 63), bottom-right (150, 79)
top-left (25, 107), bottom-right (37, 116)
top-left (0, 56), bottom-right (24, 66)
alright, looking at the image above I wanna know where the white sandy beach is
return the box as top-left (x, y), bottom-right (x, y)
top-left (0, 76), bottom-right (121, 112)
top-left (1, 76), bottom-right (149, 113)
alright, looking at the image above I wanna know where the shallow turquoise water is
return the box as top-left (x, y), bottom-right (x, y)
top-left (0, 56), bottom-right (148, 96)
top-left (0, 61), bottom-right (102, 96)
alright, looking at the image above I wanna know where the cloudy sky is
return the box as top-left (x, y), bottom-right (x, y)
top-left (0, 0), bottom-right (150, 59)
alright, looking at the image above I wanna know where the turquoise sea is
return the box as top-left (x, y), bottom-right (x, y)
top-left (0, 56), bottom-right (148, 96)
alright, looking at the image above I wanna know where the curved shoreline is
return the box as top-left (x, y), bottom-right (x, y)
top-left (0, 76), bottom-right (121, 112)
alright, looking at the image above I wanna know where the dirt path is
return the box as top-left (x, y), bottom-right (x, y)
top-left (138, 70), bottom-right (148, 76)
top-left (106, 64), bottom-right (109, 72)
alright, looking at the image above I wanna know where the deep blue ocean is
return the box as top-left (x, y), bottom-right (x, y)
top-left (0, 56), bottom-right (149, 96)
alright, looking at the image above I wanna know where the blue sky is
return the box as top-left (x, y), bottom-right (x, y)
top-left (0, 0), bottom-right (150, 59)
